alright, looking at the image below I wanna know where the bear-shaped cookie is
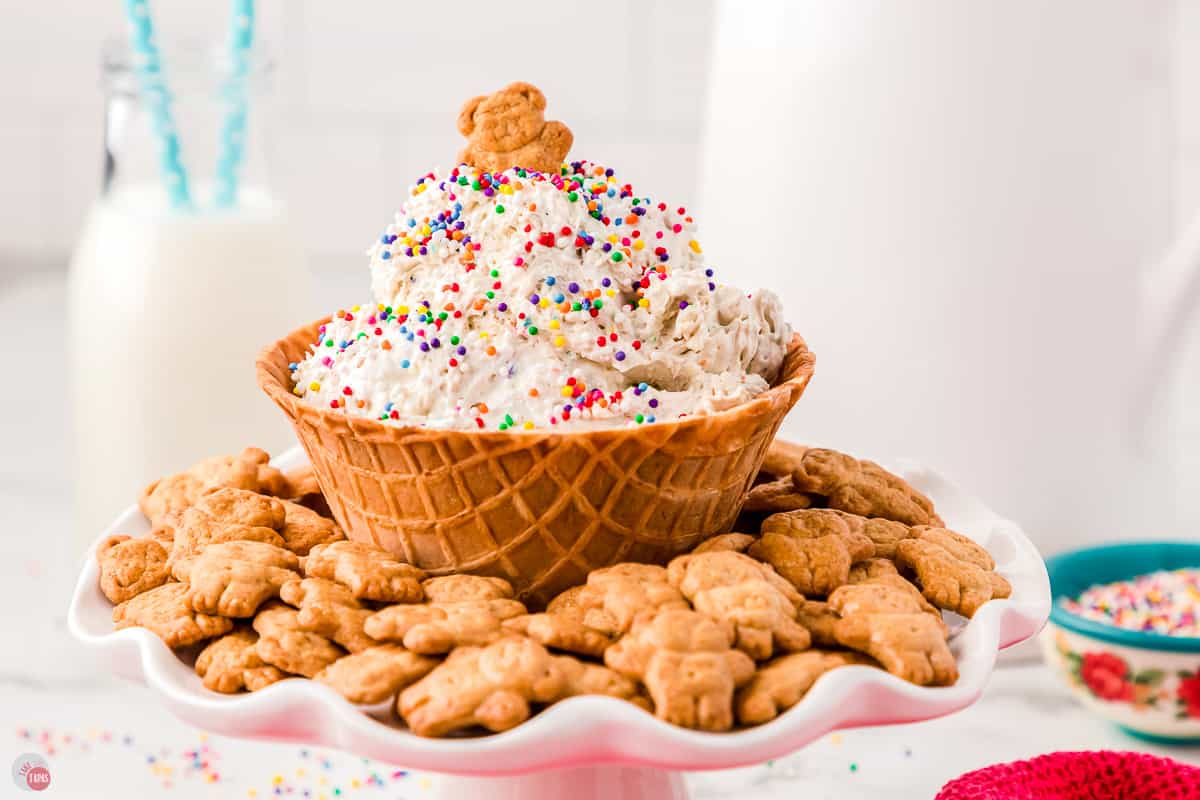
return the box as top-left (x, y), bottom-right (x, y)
top-left (457, 81), bottom-right (572, 174)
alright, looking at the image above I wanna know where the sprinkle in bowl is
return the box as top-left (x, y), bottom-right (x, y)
top-left (1041, 542), bottom-right (1200, 744)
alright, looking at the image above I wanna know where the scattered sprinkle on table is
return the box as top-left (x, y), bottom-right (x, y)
top-left (1061, 568), bottom-right (1200, 636)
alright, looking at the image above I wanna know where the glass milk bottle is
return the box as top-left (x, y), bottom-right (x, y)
top-left (68, 42), bottom-right (314, 548)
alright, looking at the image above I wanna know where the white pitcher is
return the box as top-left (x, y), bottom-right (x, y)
top-left (698, 0), bottom-right (1198, 552)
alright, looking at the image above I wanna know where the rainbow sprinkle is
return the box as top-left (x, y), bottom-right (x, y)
top-left (10, 727), bottom-right (416, 796)
top-left (1061, 568), bottom-right (1200, 637)
top-left (287, 158), bottom-right (785, 431)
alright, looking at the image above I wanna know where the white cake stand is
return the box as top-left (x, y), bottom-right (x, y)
top-left (68, 448), bottom-right (1050, 800)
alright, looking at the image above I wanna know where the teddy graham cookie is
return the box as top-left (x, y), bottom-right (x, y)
top-left (895, 526), bottom-right (1012, 617)
top-left (827, 580), bottom-right (957, 687)
top-left (790, 447), bottom-right (942, 527)
top-left (303, 541), bottom-right (425, 604)
top-left (252, 602), bottom-right (345, 679)
top-left (398, 636), bottom-right (642, 737)
top-left (748, 508), bottom-right (877, 597)
top-left (139, 447), bottom-right (289, 527)
top-left (365, 596), bottom-right (528, 655)
top-left (97, 431), bottom-right (1019, 737)
top-left (667, 551), bottom-right (810, 661)
top-left (457, 81), bottom-right (572, 174)
top-left (112, 582), bottom-right (233, 649)
top-left (96, 534), bottom-right (170, 604)
top-left (548, 564), bottom-right (688, 638)
top-left (172, 539), bottom-right (301, 618)
top-left (315, 645), bottom-right (439, 705)
top-left (736, 650), bottom-right (877, 725)
top-left (280, 577), bottom-right (376, 653)
top-left (195, 628), bottom-right (288, 694)
top-left (605, 608), bottom-right (756, 732)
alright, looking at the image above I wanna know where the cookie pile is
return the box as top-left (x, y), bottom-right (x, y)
top-left (97, 442), bottom-right (1012, 737)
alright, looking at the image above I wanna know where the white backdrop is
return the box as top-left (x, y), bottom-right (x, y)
top-left (699, 0), bottom-right (1200, 554)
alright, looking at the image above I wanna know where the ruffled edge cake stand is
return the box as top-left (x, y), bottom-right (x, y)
top-left (68, 447), bottom-right (1051, 800)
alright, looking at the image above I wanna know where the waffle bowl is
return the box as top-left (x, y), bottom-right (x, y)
top-left (67, 447), bottom-right (1051, 800)
top-left (256, 319), bottom-right (816, 604)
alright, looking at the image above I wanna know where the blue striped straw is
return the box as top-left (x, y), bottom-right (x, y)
top-left (214, 0), bottom-right (255, 209)
top-left (123, 0), bottom-right (192, 210)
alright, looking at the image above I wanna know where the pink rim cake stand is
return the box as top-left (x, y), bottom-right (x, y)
top-left (68, 447), bottom-right (1051, 800)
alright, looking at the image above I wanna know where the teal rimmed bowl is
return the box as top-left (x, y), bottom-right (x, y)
top-left (1041, 542), bottom-right (1200, 743)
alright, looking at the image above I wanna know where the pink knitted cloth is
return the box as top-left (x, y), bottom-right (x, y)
top-left (936, 751), bottom-right (1200, 800)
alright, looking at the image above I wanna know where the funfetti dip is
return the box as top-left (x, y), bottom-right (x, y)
top-left (290, 161), bottom-right (790, 431)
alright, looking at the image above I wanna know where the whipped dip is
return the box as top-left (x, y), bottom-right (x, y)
top-left (291, 161), bottom-right (790, 430)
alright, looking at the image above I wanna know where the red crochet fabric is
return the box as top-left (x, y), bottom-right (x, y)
top-left (937, 751), bottom-right (1200, 800)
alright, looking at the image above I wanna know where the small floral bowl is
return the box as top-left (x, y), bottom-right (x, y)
top-left (1041, 542), bottom-right (1200, 744)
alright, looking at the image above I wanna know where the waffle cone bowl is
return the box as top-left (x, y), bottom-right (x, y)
top-left (257, 318), bottom-right (815, 604)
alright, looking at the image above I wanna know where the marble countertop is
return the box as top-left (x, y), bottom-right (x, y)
top-left (3, 270), bottom-right (1197, 799)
